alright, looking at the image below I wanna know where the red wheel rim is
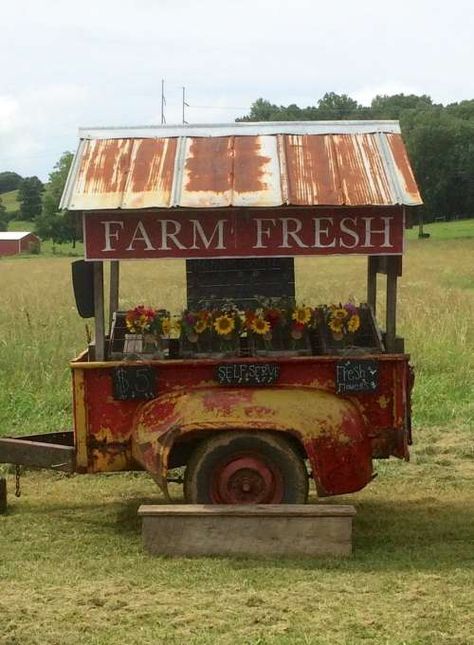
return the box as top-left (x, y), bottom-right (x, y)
top-left (210, 454), bottom-right (284, 504)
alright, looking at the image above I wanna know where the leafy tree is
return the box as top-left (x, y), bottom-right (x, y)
top-left (238, 92), bottom-right (474, 221)
top-left (370, 93), bottom-right (435, 120)
top-left (315, 92), bottom-right (361, 119)
top-left (407, 110), bottom-right (474, 219)
top-left (0, 171), bottom-right (22, 193)
top-left (36, 152), bottom-right (77, 248)
top-left (18, 176), bottom-right (44, 220)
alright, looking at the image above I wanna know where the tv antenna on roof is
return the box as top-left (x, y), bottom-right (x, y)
top-left (182, 86), bottom-right (189, 124)
top-left (161, 79), bottom-right (166, 124)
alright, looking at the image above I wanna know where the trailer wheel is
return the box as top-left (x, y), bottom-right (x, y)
top-left (184, 431), bottom-right (308, 504)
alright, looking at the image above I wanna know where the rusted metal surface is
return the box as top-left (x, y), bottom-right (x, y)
top-left (61, 122), bottom-right (422, 211)
top-left (71, 354), bottom-right (411, 496)
top-left (131, 386), bottom-right (372, 498)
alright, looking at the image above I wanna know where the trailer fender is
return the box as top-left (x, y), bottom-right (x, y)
top-left (131, 387), bottom-right (372, 498)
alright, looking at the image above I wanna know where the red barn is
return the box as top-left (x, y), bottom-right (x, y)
top-left (0, 232), bottom-right (40, 256)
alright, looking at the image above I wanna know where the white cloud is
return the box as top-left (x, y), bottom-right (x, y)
top-left (0, 0), bottom-right (472, 178)
top-left (0, 96), bottom-right (20, 133)
top-left (0, 84), bottom-right (88, 179)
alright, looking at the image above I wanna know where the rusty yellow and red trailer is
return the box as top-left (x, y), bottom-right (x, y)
top-left (70, 352), bottom-right (413, 502)
top-left (0, 120), bottom-right (422, 506)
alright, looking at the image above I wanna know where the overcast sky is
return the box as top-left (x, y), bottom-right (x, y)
top-left (1, 0), bottom-right (473, 180)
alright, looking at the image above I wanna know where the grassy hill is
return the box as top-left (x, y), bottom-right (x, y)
top-left (0, 189), bottom-right (20, 215)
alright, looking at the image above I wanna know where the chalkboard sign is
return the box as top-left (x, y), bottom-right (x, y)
top-left (336, 360), bottom-right (378, 394)
top-left (112, 366), bottom-right (156, 400)
top-left (216, 363), bottom-right (280, 386)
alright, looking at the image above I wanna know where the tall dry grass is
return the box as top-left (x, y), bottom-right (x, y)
top-left (0, 237), bottom-right (473, 435)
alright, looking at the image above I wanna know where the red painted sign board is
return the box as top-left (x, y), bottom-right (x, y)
top-left (83, 208), bottom-right (404, 260)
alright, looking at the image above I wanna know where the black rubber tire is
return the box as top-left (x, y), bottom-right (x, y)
top-left (183, 431), bottom-right (309, 504)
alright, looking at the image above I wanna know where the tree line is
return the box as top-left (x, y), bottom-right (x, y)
top-left (0, 92), bottom-right (473, 243)
top-left (238, 93), bottom-right (474, 221)
top-left (0, 153), bottom-right (76, 245)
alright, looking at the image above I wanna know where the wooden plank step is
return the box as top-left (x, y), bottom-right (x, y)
top-left (138, 504), bottom-right (356, 557)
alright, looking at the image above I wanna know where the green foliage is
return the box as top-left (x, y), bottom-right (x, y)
top-left (36, 151), bottom-right (76, 246)
top-left (0, 170), bottom-right (22, 193)
top-left (238, 92), bottom-right (474, 222)
top-left (17, 176), bottom-right (44, 220)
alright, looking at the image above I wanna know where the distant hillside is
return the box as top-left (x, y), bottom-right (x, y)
top-left (1, 189), bottom-right (20, 215)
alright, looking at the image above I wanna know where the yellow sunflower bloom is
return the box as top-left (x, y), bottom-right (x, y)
top-left (251, 317), bottom-right (271, 335)
top-left (333, 308), bottom-right (348, 320)
top-left (347, 315), bottom-right (360, 333)
top-left (214, 315), bottom-right (235, 336)
top-left (328, 319), bottom-right (343, 333)
top-left (292, 306), bottom-right (312, 325)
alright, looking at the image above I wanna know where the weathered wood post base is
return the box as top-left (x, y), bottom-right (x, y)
top-left (0, 477), bottom-right (7, 514)
top-left (138, 504), bottom-right (356, 557)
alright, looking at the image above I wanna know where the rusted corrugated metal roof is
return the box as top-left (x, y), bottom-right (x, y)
top-left (61, 121), bottom-right (422, 210)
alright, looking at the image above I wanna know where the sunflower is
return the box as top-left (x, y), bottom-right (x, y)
top-left (251, 317), bottom-right (271, 336)
top-left (332, 307), bottom-right (349, 321)
top-left (347, 315), bottom-right (360, 333)
top-left (214, 315), bottom-right (235, 336)
top-left (195, 318), bottom-right (208, 334)
top-left (292, 306), bottom-right (312, 325)
top-left (328, 318), bottom-right (343, 333)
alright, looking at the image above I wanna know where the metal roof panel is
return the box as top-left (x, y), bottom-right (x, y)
top-left (62, 121), bottom-right (422, 210)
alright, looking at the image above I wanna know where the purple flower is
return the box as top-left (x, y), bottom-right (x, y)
top-left (344, 302), bottom-right (358, 315)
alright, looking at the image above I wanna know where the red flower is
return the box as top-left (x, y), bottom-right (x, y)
top-left (264, 308), bottom-right (282, 330)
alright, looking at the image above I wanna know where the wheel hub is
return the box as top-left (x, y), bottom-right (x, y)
top-left (211, 455), bottom-right (283, 504)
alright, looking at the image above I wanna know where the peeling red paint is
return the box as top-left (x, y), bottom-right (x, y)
top-left (72, 355), bottom-right (412, 491)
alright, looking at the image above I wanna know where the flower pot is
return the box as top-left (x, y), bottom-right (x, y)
top-left (123, 334), bottom-right (144, 355)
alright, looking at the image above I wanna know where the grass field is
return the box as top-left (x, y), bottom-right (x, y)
top-left (0, 222), bottom-right (473, 644)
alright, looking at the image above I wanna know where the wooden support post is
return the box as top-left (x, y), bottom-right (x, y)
top-left (93, 262), bottom-right (105, 361)
top-left (385, 257), bottom-right (398, 352)
top-left (367, 256), bottom-right (377, 315)
top-left (109, 261), bottom-right (120, 333)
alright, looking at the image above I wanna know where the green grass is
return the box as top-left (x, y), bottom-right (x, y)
top-left (0, 228), bottom-right (473, 644)
top-left (0, 189), bottom-right (19, 215)
top-left (1, 446), bottom-right (473, 644)
top-left (406, 217), bottom-right (474, 240)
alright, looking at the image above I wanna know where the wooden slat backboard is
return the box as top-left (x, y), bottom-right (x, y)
top-left (186, 258), bottom-right (295, 309)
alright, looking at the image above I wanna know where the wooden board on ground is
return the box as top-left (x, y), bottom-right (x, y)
top-left (138, 504), bottom-right (356, 557)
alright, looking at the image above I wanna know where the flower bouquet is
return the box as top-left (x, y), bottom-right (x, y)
top-left (246, 302), bottom-right (315, 356)
top-left (179, 309), bottom-right (213, 357)
top-left (123, 305), bottom-right (170, 358)
top-left (211, 305), bottom-right (243, 356)
top-left (324, 302), bottom-right (361, 352)
top-left (179, 304), bottom-right (243, 357)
